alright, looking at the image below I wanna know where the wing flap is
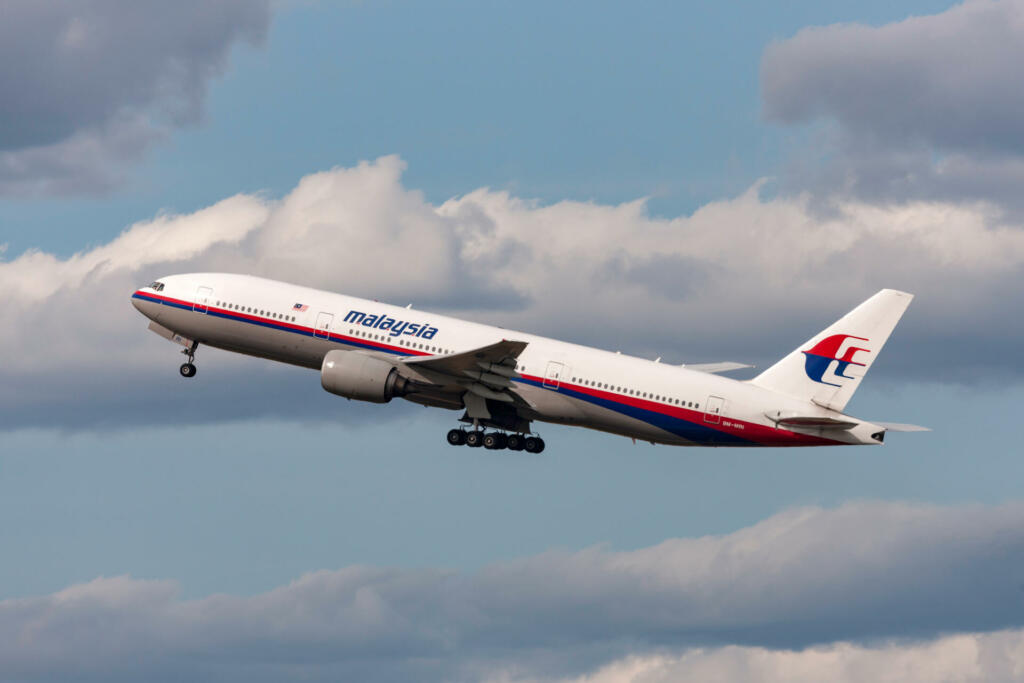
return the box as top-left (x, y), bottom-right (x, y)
top-left (400, 339), bottom-right (528, 394)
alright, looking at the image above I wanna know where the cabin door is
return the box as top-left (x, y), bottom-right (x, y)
top-left (314, 312), bottom-right (333, 339)
top-left (704, 395), bottom-right (724, 424)
top-left (193, 286), bottom-right (213, 314)
top-left (543, 361), bottom-right (565, 389)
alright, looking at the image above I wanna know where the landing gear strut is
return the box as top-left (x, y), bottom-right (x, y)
top-left (179, 343), bottom-right (198, 378)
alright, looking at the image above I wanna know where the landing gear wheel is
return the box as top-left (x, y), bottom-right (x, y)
top-left (524, 436), bottom-right (545, 453)
top-left (179, 342), bottom-right (198, 379)
top-left (483, 433), bottom-right (508, 450)
top-left (465, 430), bottom-right (484, 448)
top-left (506, 434), bottom-right (525, 451)
top-left (447, 429), bottom-right (467, 446)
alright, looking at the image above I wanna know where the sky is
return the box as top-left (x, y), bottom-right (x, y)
top-left (2, 1), bottom-right (1024, 681)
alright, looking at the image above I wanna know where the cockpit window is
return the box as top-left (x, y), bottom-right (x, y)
top-left (149, 281), bottom-right (165, 292)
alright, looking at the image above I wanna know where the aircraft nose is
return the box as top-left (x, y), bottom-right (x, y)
top-left (131, 289), bottom-right (160, 320)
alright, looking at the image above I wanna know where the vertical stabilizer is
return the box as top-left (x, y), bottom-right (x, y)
top-left (750, 290), bottom-right (913, 412)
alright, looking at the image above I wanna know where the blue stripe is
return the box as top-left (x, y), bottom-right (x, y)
top-left (515, 376), bottom-right (753, 446)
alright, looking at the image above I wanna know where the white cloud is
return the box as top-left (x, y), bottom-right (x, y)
top-left (2, 156), bottom-right (1023, 428)
top-left (3, 501), bottom-right (1024, 682)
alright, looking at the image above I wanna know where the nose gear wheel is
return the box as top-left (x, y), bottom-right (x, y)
top-left (179, 343), bottom-right (199, 378)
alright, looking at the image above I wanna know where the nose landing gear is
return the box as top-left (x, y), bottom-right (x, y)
top-left (179, 343), bottom-right (198, 378)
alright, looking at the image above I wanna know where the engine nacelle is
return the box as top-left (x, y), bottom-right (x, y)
top-left (321, 350), bottom-right (410, 403)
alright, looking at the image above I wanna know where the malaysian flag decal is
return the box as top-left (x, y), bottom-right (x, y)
top-left (293, 303), bottom-right (309, 312)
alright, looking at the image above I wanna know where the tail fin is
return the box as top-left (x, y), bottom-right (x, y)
top-left (750, 289), bottom-right (913, 412)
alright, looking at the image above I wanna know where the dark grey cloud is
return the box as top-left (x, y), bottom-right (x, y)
top-left (761, 0), bottom-right (1024, 210)
top-left (2, 501), bottom-right (1024, 682)
top-left (762, 0), bottom-right (1024, 154)
top-left (0, 0), bottom-right (270, 195)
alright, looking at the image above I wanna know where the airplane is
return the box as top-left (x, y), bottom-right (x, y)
top-left (131, 273), bottom-right (927, 452)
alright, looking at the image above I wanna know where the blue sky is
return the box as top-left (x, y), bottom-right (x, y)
top-left (4, 1), bottom-right (1024, 681)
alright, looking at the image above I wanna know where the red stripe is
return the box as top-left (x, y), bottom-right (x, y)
top-left (136, 290), bottom-right (432, 356)
top-left (529, 374), bottom-right (841, 446)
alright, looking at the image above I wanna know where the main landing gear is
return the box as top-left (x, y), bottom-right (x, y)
top-left (179, 343), bottom-right (198, 378)
top-left (446, 428), bottom-right (545, 453)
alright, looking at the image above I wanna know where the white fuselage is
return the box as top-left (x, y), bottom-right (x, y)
top-left (131, 273), bottom-right (885, 447)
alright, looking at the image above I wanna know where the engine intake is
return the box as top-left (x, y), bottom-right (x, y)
top-left (321, 350), bottom-right (411, 403)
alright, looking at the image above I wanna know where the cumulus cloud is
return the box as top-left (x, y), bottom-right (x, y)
top-left (3, 502), bottom-right (1024, 682)
top-left (2, 156), bottom-right (1024, 429)
top-left (761, 0), bottom-right (1024, 209)
top-left (0, 0), bottom-right (270, 195)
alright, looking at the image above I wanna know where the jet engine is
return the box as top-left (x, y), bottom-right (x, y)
top-left (321, 350), bottom-right (412, 403)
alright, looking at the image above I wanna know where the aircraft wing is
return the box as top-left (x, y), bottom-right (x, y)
top-left (400, 339), bottom-right (528, 403)
top-left (682, 361), bottom-right (754, 374)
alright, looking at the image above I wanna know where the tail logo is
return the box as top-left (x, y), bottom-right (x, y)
top-left (802, 334), bottom-right (870, 387)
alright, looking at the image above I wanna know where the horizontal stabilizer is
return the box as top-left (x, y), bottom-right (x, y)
top-left (874, 422), bottom-right (931, 432)
top-left (766, 411), bottom-right (858, 430)
top-left (684, 362), bottom-right (754, 374)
